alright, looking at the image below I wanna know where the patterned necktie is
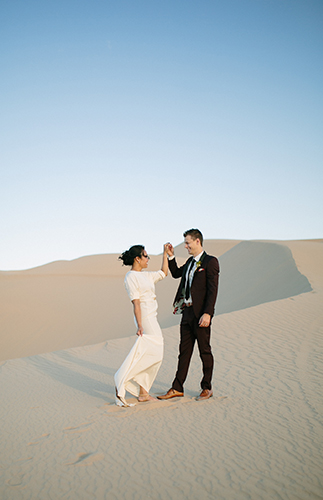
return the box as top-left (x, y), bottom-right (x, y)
top-left (185, 259), bottom-right (195, 300)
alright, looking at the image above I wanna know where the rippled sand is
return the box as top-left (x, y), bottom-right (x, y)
top-left (1, 240), bottom-right (322, 499)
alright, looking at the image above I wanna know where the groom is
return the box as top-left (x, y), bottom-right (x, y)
top-left (158, 229), bottom-right (220, 401)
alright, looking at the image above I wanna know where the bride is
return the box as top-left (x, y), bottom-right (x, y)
top-left (114, 244), bottom-right (168, 407)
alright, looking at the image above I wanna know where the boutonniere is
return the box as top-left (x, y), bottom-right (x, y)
top-left (195, 260), bottom-right (204, 272)
top-left (198, 267), bottom-right (205, 272)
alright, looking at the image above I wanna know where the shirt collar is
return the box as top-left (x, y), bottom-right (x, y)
top-left (194, 250), bottom-right (204, 262)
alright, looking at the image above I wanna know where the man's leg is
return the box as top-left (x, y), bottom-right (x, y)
top-left (195, 323), bottom-right (214, 390)
top-left (172, 307), bottom-right (196, 393)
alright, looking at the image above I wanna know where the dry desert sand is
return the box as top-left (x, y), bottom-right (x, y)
top-left (0, 239), bottom-right (322, 499)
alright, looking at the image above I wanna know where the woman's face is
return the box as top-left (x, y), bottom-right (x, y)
top-left (139, 250), bottom-right (150, 269)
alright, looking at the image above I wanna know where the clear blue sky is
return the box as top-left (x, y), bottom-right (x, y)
top-left (1, 0), bottom-right (322, 270)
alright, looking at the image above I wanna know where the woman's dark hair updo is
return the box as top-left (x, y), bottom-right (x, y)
top-left (119, 245), bottom-right (145, 266)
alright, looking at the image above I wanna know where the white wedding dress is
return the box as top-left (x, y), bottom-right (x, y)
top-left (114, 269), bottom-right (165, 406)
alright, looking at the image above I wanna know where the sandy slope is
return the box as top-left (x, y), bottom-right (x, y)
top-left (0, 239), bottom-right (322, 499)
top-left (1, 240), bottom-right (238, 360)
top-left (0, 239), bottom-right (313, 361)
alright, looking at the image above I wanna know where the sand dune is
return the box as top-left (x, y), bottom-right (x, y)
top-left (0, 239), bottom-right (322, 499)
top-left (216, 240), bottom-right (312, 314)
top-left (0, 241), bottom-right (226, 360)
top-left (0, 239), bottom-right (317, 361)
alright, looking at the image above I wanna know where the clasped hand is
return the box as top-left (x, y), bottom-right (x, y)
top-left (164, 242), bottom-right (174, 257)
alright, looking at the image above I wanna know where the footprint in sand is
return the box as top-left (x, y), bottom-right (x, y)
top-left (63, 422), bottom-right (92, 434)
top-left (64, 452), bottom-right (104, 466)
top-left (15, 457), bottom-right (33, 463)
top-left (6, 475), bottom-right (25, 487)
top-left (27, 433), bottom-right (50, 446)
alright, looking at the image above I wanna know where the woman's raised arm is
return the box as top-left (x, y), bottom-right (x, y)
top-left (161, 244), bottom-right (169, 276)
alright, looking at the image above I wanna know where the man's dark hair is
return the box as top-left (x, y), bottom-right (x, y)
top-left (183, 228), bottom-right (203, 246)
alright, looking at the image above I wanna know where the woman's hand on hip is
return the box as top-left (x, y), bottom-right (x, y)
top-left (136, 327), bottom-right (144, 336)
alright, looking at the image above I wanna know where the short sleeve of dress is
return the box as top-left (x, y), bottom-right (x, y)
top-left (124, 273), bottom-right (140, 301)
top-left (151, 270), bottom-right (166, 284)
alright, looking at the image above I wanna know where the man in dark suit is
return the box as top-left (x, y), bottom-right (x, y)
top-left (158, 229), bottom-right (219, 401)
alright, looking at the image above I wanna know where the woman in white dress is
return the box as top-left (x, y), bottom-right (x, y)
top-left (114, 244), bottom-right (168, 407)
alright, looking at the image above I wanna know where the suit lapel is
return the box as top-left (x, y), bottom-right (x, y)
top-left (191, 251), bottom-right (206, 281)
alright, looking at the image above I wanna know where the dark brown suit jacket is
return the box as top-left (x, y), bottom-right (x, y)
top-left (169, 252), bottom-right (220, 319)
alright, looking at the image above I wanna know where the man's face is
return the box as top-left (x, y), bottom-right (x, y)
top-left (184, 235), bottom-right (200, 256)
